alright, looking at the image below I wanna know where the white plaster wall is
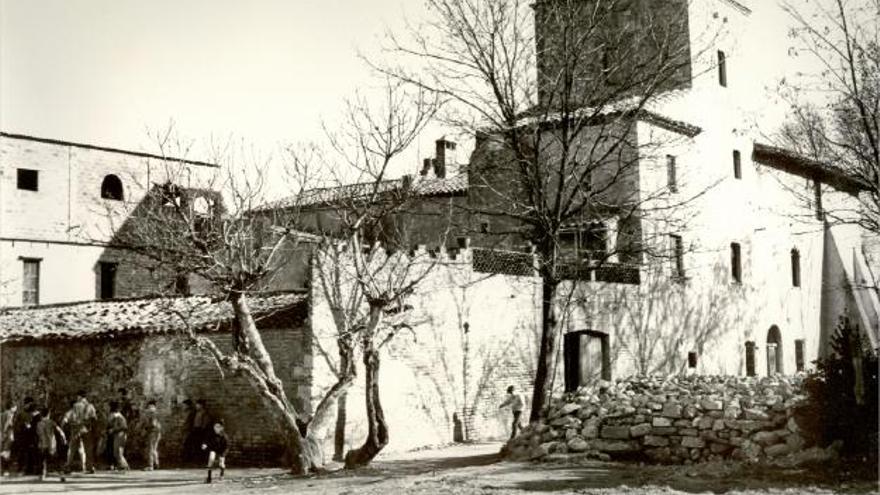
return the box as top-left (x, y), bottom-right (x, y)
top-left (0, 135), bottom-right (219, 307)
top-left (308, 248), bottom-right (540, 454)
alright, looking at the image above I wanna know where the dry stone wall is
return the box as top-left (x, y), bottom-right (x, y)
top-left (504, 375), bottom-right (811, 464)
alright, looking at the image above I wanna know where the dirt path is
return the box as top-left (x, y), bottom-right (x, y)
top-left (1, 443), bottom-right (876, 495)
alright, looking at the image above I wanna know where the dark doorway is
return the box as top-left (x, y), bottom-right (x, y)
top-left (563, 330), bottom-right (610, 393)
top-left (99, 262), bottom-right (118, 299)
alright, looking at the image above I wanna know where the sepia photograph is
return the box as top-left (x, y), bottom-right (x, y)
top-left (0, 0), bottom-right (877, 493)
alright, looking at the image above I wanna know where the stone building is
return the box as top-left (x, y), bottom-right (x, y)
top-left (0, 132), bottom-right (219, 307)
top-left (0, 292), bottom-right (309, 465)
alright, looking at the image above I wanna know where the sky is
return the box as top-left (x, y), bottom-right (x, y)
top-left (0, 0), bottom-right (439, 165)
top-left (0, 0), bottom-right (815, 182)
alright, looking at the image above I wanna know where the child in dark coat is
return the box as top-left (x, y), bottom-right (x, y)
top-left (36, 408), bottom-right (66, 481)
top-left (200, 420), bottom-right (228, 483)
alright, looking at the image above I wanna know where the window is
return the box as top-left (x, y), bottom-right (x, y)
top-left (732, 150), bottom-right (742, 179)
top-left (790, 248), bottom-right (801, 287)
top-left (101, 174), bottom-right (124, 200)
top-left (717, 50), bottom-right (727, 87)
top-left (730, 242), bottom-right (742, 283)
top-left (21, 258), bottom-right (40, 306)
top-left (813, 180), bottom-right (823, 220)
top-left (479, 221), bottom-right (490, 234)
top-left (670, 234), bottom-right (685, 280)
top-left (688, 351), bottom-right (698, 369)
top-left (99, 262), bottom-right (117, 299)
top-left (17, 169), bottom-right (38, 191)
top-left (666, 155), bottom-right (677, 193)
top-left (766, 325), bottom-right (783, 375)
top-left (563, 330), bottom-right (610, 392)
top-left (745, 341), bottom-right (756, 376)
top-left (795, 339), bottom-right (805, 372)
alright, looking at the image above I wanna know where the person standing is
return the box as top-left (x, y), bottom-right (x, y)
top-left (498, 385), bottom-right (525, 440)
top-left (0, 402), bottom-right (17, 475)
top-left (63, 391), bottom-right (97, 474)
top-left (36, 407), bottom-right (66, 482)
top-left (141, 400), bottom-right (161, 470)
top-left (12, 397), bottom-right (34, 474)
top-left (201, 420), bottom-right (228, 484)
top-left (107, 402), bottom-right (129, 471)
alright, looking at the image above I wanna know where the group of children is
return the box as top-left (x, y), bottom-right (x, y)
top-left (0, 392), bottom-right (229, 484)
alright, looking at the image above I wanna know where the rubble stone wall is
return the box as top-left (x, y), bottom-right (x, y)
top-left (505, 375), bottom-right (812, 464)
top-left (0, 327), bottom-right (310, 467)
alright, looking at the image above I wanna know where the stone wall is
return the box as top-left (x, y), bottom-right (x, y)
top-left (505, 375), bottom-right (811, 464)
top-left (0, 326), bottom-right (311, 467)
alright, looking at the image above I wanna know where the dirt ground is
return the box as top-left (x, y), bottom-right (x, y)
top-left (1, 443), bottom-right (877, 495)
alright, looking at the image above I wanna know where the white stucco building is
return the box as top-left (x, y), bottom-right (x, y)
top-left (0, 132), bottom-right (219, 307)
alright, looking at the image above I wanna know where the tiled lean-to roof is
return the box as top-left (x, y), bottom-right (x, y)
top-left (260, 174), bottom-right (468, 211)
top-left (0, 292), bottom-right (308, 343)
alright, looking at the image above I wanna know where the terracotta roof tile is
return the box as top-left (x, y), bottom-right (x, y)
top-left (0, 292), bottom-right (307, 343)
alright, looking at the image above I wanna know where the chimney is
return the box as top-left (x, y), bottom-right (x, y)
top-left (420, 158), bottom-right (432, 176)
top-left (401, 174), bottom-right (413, 191)
top-left (433, 137), bottom-right (458, 179)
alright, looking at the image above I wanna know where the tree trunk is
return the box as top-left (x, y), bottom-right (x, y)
top-left (305, 335), bottom-right (356, 463)
top-left (332, 340), bottom-right (355, 461)
top-left (228, 291), bottom-right (314, 475)
top-left (530, 275), bottom-right (559, 422)
top-left (344, 327), bottom-right (388, 468)
top-left (333, 391), bottom-right (349, 461)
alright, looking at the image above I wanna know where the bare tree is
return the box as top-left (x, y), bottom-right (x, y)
top-left (288, 82), bottom-right (447, 467)
top-left (377, 0), bottom-right (714, 421)
top-left (776, 0), bottom-right (879, 235)
top-left (102, 128), bottom-right (331, 474)
top-left (106, 85), bottom-right (440, 470)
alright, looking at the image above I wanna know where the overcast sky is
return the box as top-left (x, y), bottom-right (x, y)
top-left (1, 0), bottom-right (807, 173)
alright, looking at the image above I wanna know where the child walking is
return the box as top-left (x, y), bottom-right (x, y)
top-left (107, 402), bottom-right (129, 471)
top-left (36, 408), bottom-right (66, 482)
top-left (201, 420), bottom-right (228, 483)
top-left (142, 400), bottom-right (161, 470)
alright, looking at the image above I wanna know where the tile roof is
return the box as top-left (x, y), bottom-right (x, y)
top-left (0, 292), bottom-right (307, 343)
top-left (473, 248), bottom-right (537, 276)
top-left (752, 143), bottom-right (869, 194)
top-left (260, 174), bottom-right (468, 211)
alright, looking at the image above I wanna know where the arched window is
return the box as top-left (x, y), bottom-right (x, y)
top-left (101, 174), bottom-right (124, 200)
top-left (790, 248), bottom-right (801, 287)
top-left (766, 325), bottom-right (783, 375)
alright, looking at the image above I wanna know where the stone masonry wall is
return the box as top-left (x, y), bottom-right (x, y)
top-left (0, 327), bottom-right (311, 467)
top-left (505, 375), bottom-right (811, 464)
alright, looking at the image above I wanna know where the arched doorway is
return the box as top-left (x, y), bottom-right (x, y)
top-left (766, 325), bottom-right (783, 375)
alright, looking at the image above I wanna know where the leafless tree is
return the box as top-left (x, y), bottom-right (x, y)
top-left (776, 0), bottom-right (879, 236)
top-left (376, 0), bottom-right (715, 420)
top-left (287, 82), bottom-right (446, 467)
top-left (102, 84), bottom-right (438, 471)
top-left (102, 127), bottom-right (331, 474)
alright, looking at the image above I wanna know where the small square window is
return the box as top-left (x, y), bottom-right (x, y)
top-left (17, 169), bottom-right (39, 191)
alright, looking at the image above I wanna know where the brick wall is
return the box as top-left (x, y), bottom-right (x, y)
top-left (0, 325), bottom-right (311, 467)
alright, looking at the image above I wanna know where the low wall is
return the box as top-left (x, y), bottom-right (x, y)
top-left (505, 375), bottom-right (811, 464)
